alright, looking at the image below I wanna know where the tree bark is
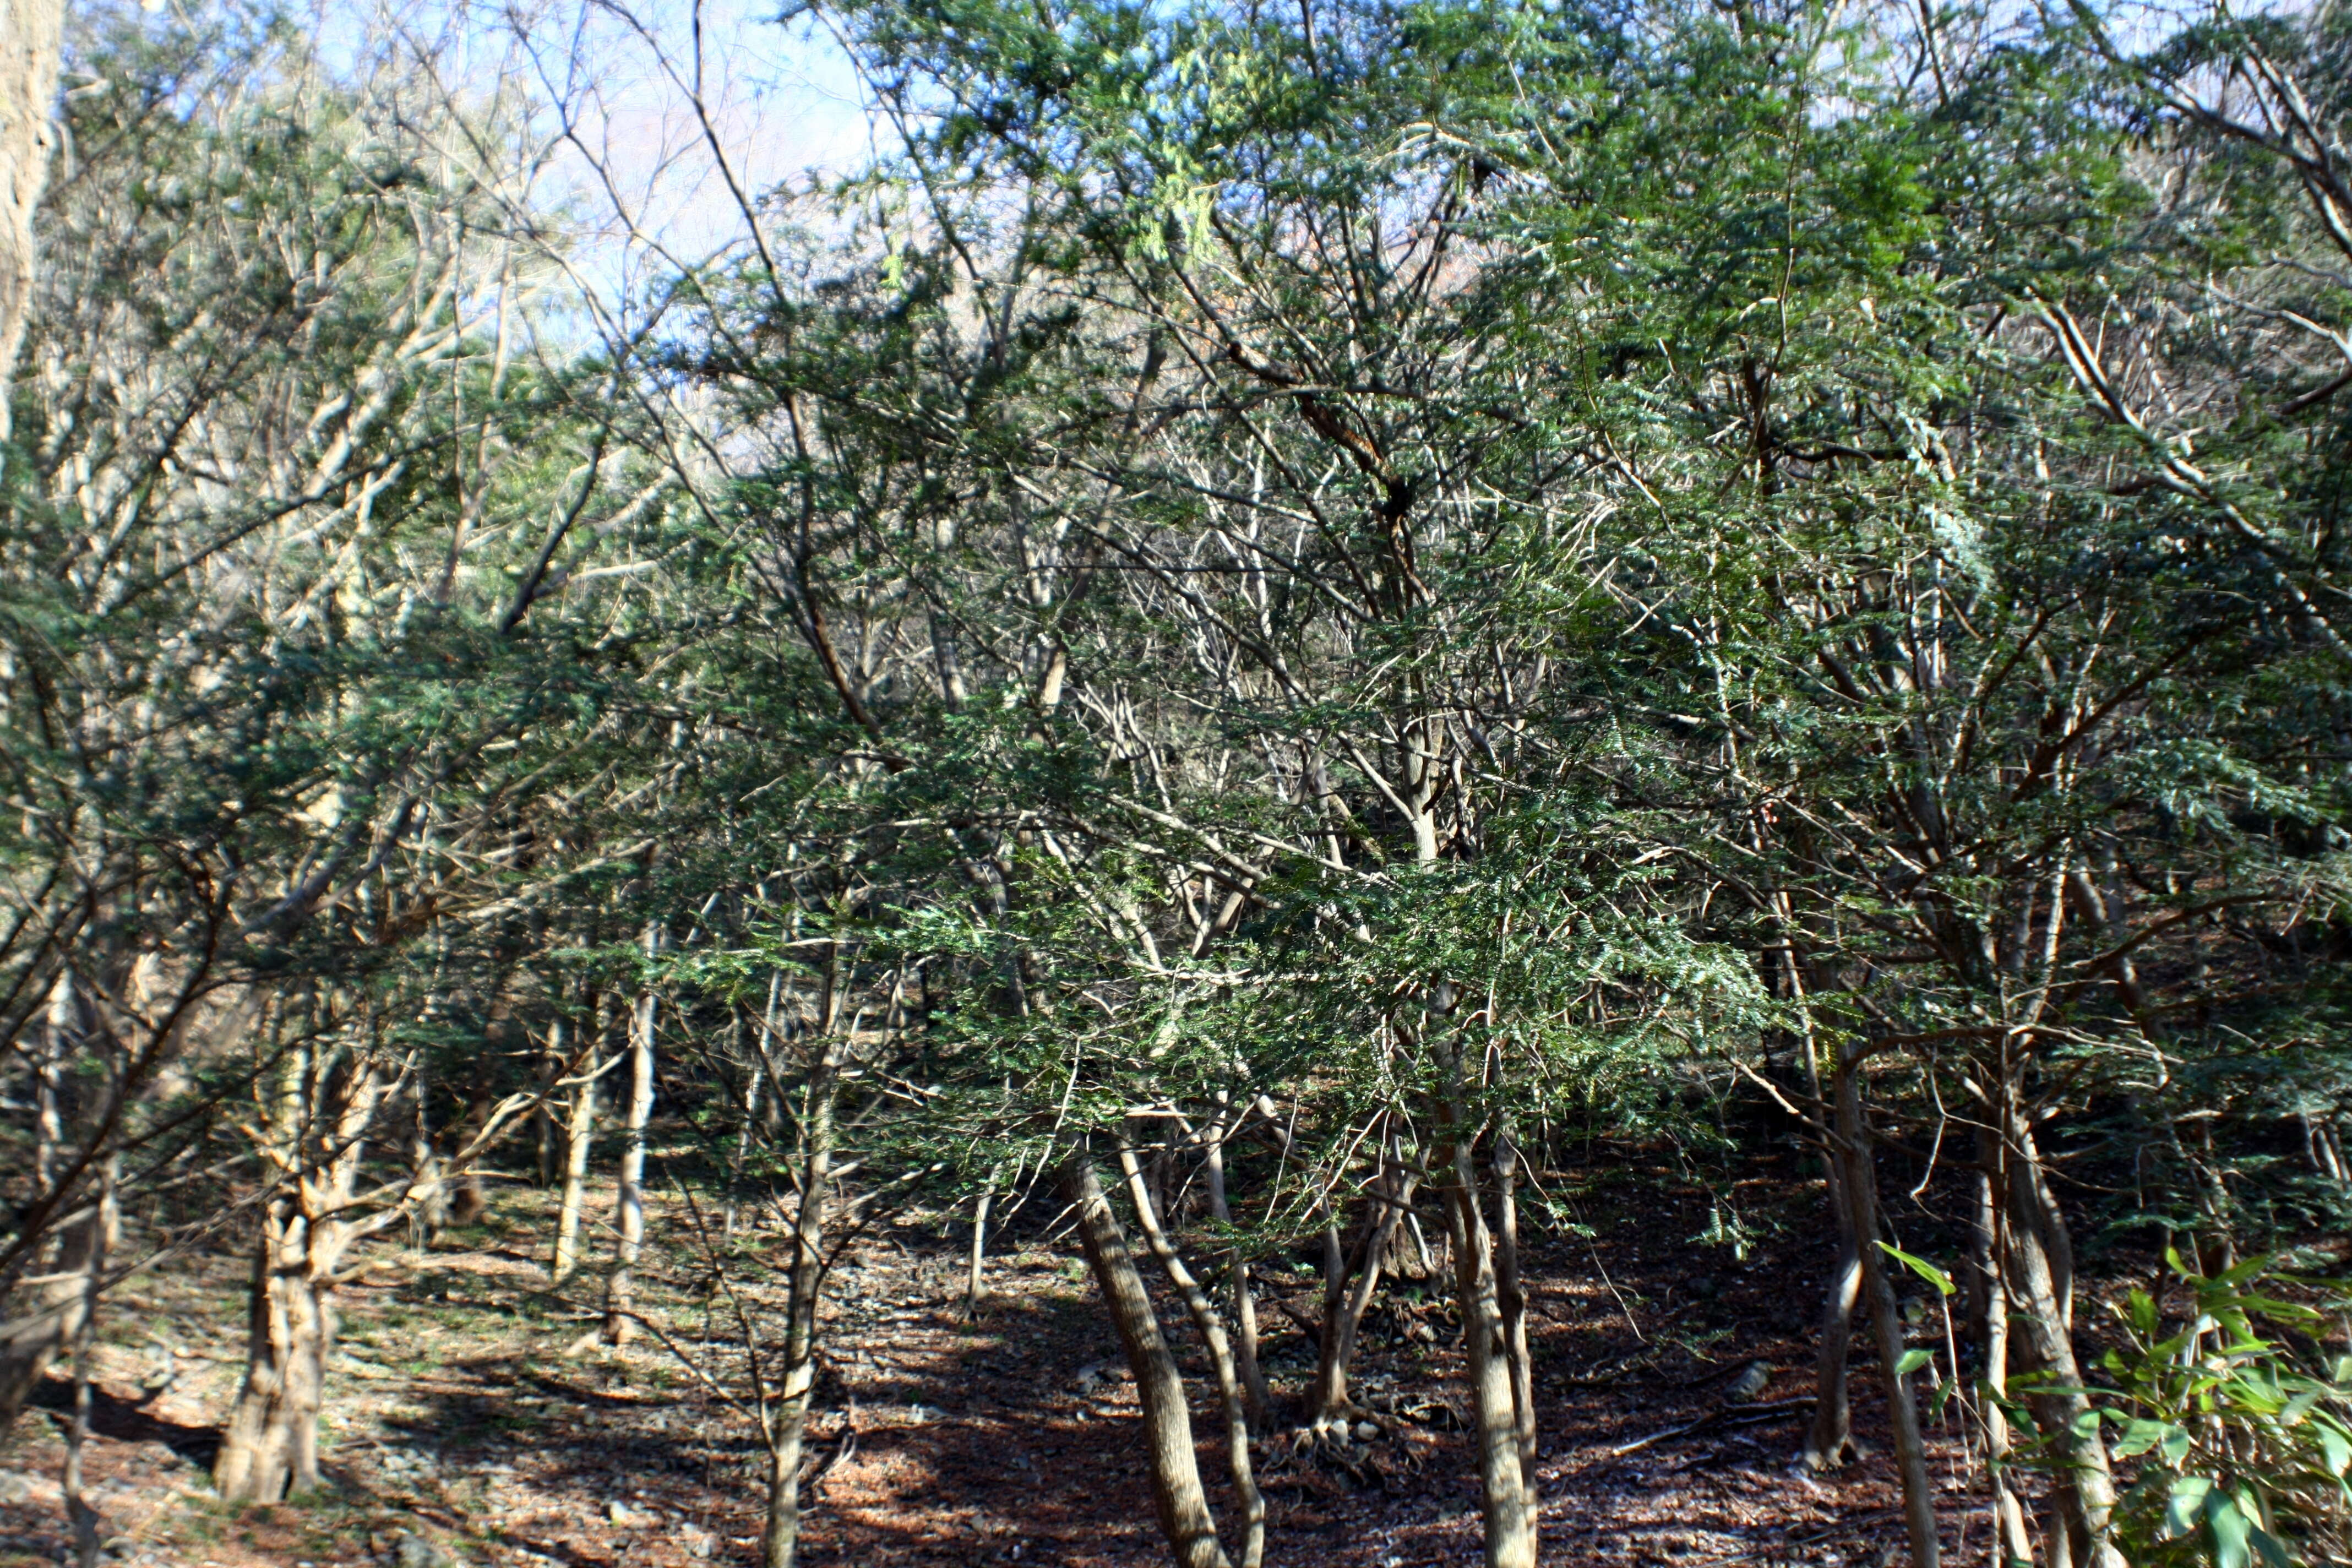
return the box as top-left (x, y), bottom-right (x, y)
top-left (1999, 1098), bottom-right (2122, 1568)
top-left (1119, 1145), bottom-right (1265, 1568)
top-left (1308, 1157), bottom-right (1420, 1433)
top-left (1202, 1104), bottom-right (1271, 1429)
top-left (602, 926), bottom-right (661, 1344)
top-left (1065, 1157), bottom-right (1233, 1568)
top-left (757, 1029), bottom-right (840, 1568)
top-left (1491, 1120), bottom-right (1537, 1489)
top-left (550, 1011), bottom-right (600, 1286)
top-left (0, 0), bottom-right (61, 445)
top-left (215, 1052), bottom-right (383, 1502)
top-left (1437, 1106), bottom-right (1539, 1568)
top-left (1835, 1060), bottom-right (1939, 1568)
top-left (1801, 1152), bottom-right (1864, 1470)
top-left (965, 1189), bottom-right (992, 1313)
top-left (1972, 1129), bottom-right (2035, 1568)
top-left (0, 1194), bottom-right (108, 1434)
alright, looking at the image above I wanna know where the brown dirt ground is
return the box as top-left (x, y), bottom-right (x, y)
top-left (0, 1159), bottom-right (2107, 1568)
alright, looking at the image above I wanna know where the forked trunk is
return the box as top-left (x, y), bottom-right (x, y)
top-left (215, 1044), bottom-right (383, 1502)
top-left (1834, 1061), bottom-right (1939, 1568)
top-left (1065, 1158), bottom-right (1233, 1568)
top-left (1308, 1152), bottom-right (1422, 1431)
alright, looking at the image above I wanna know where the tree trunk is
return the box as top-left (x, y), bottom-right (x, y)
top-left (1836, 1061), bottom-right (1939, 1568)
top-left (1202, 1106), bottom-right (1271, 1428)
top-left (0, 1196), bottom-right (107, 1435)
top-left (1065, 1158), bottom-right (1233, 1568)
top-left (965, 1189), bottom-right (992, 1313)
top-left (1491, 1120), bottom-right (1537, 1488)
top-left (757, 1033), bottom-right (839, 1568)
top-left (59, 1159), bottom-right (111, 1568)
top-left (214, 1204), bottom-right (346, 1501)
top-left (0, 0), bottom-right (61, 445)
top-left (1309, 1157), bottom-right (1420, 1433)
top-left (0, 979), bottom-right (93, 1435)
top-left (1119, 1145), bottom-right (1265, 1568)
top-left (1999, 1098), bottom-right (2122, 1568)
top-left (1437, 1104), bottom-right (1538, 1568)
top-left (602, 927), bottom-right (661, 1344)
top-left (1972, 1129), bottom-right (2035, 1568)
top-left (1801, 1149), bottom-right (1864, 1470)
top-left (551, 1012), bottom-right (601, 1286)
top-left (215, 1050), bottom-right (382, 1503)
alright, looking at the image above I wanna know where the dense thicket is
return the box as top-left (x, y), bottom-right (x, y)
top-left (3, 1), bottom-right (2350, 1566)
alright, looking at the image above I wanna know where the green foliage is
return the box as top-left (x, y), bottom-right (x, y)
top-left (2089, 1257), bottom-right (2352, 1568)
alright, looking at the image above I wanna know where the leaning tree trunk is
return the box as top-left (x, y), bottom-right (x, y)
top-left (1119, 1145), bottom-right (1265, 1568)
top-left (1835, 1059), bottom-right (1939, 1568)
top-left (0, 0), bottom-right (60, 443)
top-left (1065, 1157), bottom-right (1233, 1568)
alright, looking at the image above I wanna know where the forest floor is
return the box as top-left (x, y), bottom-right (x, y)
top-left (0, 1146), bottom-right (2141, 1568)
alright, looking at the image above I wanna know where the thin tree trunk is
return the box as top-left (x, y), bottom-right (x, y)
top-left (1999, 1096), bottom-right (2122, 1568)
top-left (1801, 1154), bottom-right (1863, 1470)
top-left (551, 1011), bottom-right (600, 1286)
top-left (1436, 1066), bottom-right (1538, 1568)
top-left (1203, 1103), bottom-right (1271, 1428)
top-left (60, 1160), bottom-right (111, 1568)
top-left (1064, 1158), bottom-right (1233, 1568)
top-left (1119, 1145), bottom-right (1265, 1568)
top-left (965, 1189), bottom-right (992, 1313)
top-left (727, 1007), bottom-right (764, 1238)
top-left (0, 980), bottom-right (91, 1434)
top-left (1973, 1129), bottom-right (2034, 1568)
top-left (757, 1030), bottom-right (841, 1568)
top-left (602, 925), bottom-right (661, 1345)
top-left (1491, 1119), bottom-right (1537, 1490)
top-left (1309, 1142), bottom-right (1424, 1431)
top-left (1836, 1060), bottom-right (1939, 1568)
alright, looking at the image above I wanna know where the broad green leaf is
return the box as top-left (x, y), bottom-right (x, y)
top-left (1877, 1242), bottom-right (1954, 1297)
top-left (2206, 1488), bottom-right (2251, 1568)
top-left (2166, 1474), bottom-right (2214, 1538)
top-left (1893, 1347), bottom-right (1932, 1378)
